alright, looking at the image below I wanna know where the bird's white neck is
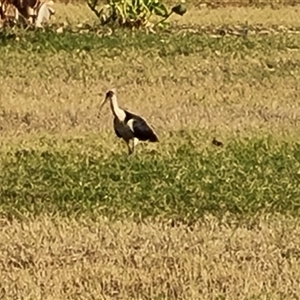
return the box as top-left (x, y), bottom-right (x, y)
top-left (110, 94), bottom-right (126, 121)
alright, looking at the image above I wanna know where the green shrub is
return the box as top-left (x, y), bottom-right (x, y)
top-left (87, 0), bottom-right (187, 29)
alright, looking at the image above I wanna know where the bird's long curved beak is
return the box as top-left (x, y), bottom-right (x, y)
top-left (99, 98), bottom-right (107, 112)
top-left (97, 95), bottom-right (107, 118)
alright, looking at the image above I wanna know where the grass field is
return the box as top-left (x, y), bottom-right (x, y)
top-left (1, 2), bottom-right (300, 299)
top-left (1, 215), bottom-right (300, 299)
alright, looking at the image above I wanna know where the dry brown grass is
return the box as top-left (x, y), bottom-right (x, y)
top-left (0, 4), bottom-right (299, 142)
top-left (0, 214), bottom-right (299, 299)
top-left (1, 51), bottom-right (300, 145)
top-left (0, 5), bottom-right (300, 144)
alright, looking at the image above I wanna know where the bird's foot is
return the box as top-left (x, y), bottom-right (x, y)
top-left (127, 144), bottom-right (133, 156)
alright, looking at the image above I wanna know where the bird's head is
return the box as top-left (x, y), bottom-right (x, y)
top-left (104, 90), bottom-right (115, 101)
top-left (98, 89), bottom-right (116, 116)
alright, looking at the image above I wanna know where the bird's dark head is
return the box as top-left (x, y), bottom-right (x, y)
top-left (98, 89), bottom-right (116, 116)
top-left (105, 90), bottom-right (115, 100)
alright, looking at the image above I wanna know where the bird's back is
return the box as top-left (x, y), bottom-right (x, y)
top-left (124, 110), bottom-right (159, 142)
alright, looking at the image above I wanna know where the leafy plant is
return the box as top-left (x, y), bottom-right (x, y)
top-left (87, 0), bottom-right (187, 29)
top-left (1, 134), bottom-right (300, 219)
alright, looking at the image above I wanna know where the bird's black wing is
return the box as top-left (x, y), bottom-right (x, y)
top-left (125, 111), bottom-right (158, 142)
top-left (113, 117), bottom-right (122, 138)
top-left (114, 128), bottom-right (122, 138)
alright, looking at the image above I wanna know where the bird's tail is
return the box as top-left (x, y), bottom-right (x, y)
top-left (149, 133), bottom-right (159, 142)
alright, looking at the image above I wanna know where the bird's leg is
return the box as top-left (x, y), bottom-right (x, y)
top-left (131, 138), bottom-right (139, 155)
top-left (126, 140), bottom-right (133, 155)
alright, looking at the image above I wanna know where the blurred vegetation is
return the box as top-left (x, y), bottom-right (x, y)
top-left (55, 0), bottom-right (300, 7)
top-left (86, 0), bottom-right (186, 29)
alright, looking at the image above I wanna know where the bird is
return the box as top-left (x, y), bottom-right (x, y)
top-left (98, 89), bottom-right (159, 155)
top-left (212, 137), bottom-right (223, 147)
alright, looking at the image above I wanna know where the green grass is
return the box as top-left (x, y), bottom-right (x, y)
top-left (1, 134), bottom-right (300, 219)
top-left (1, 27), bottom-right (300, 58)
top-left (2, 27), bottom-right (300, 86)
top-left (1, 17), bottom-right (300, 221)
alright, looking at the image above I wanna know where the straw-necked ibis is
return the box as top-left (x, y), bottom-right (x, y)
top-left (99, 89), bottom-right (159, 155)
